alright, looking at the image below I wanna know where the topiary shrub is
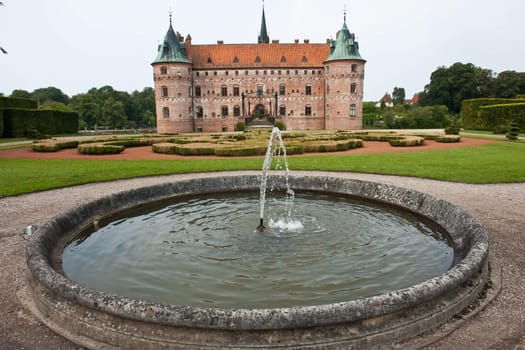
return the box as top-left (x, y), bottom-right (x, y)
top-left (235, 122), bottom-right (246, 132)
top-left (274, 121), bottom-right (285, 130)
top-left (445, 119), bottom-right (460, 135)
top-left (506, 122), bottom-right (520, 141)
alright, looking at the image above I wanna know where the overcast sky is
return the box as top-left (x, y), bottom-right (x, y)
top-left (1, 0), bottom-right (524, 101)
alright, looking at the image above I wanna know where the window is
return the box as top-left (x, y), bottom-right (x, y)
top-left (257, 85), bottom-right (264, 96)
top-left (221, 106), bottom-right (229, 117)
top-left (161, 86), bottom-right (168, 97)
top-left (234, 105), bottom-right (241, 117)
top-left (233, 86), bottom-right (240, 97)
top-left (302, 56), bottom-right (308, 63)
top-left (351, 83), bottom-right (357, 94)
top-left (305, 105), bottom-right (312, 116)
top-left (255, 56), bottom-right (261, 63)
top-left (351, 64), bottom-right (358, 72)
top-left (279, 105), bottom-right (286, 116)
top-left (279, 85), bottom-right (286, 96)
top-left (350, 104), bottom-right (357, 117)
top-left (196, 106), bottom-right (203, 118)
top-left (233, 57), bottom-right (239, 63)
top-left (195, 86), bottom-right (201, 97)
top-left (221, 86), bottom-right (228, 97)
top-left (162, 107), bottom-right (169, 118)
top-left (160, 66), bottom-right (167, 75)
top-left (305, 84), bottom-right (312, 95)
top-left (281, 56), bottom-right (287, 63)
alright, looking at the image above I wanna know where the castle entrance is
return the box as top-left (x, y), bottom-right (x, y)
top-left (253, 104), bottom-right (267, 120)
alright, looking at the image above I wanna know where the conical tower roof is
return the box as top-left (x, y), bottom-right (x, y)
top-left (153, 16), bottom-right (191, 64)
top-left (258, 6), bottom-right (270, 43)
top-left (326, 17), bottom-right (365, 62)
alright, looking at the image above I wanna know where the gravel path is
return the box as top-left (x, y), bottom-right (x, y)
top-left (1, 171), bottom-right (523, 349)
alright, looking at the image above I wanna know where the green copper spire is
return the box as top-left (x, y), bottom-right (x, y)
top-left (258, 2), bottom-right (270, 44)
top-left (153, 13), bottom-right (190, 64)
top-left (326, 14), bottom-right (365, 62)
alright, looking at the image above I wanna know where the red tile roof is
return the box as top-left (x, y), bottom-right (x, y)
top-left (187, 42), bottom-right (331, 69)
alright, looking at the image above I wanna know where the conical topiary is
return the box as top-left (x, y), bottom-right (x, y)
top-left (506, 122), bottom-right (520, 141)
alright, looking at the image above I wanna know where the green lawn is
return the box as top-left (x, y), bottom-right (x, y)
top-left (0, 142), bottom-right (523, 198)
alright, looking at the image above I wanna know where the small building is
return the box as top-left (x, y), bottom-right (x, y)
top-left (375, 93), bottom-right (394, 108)
top-left (152, 6), bottom-right (366, 133)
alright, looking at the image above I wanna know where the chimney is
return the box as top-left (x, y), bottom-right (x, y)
top-left (217, 40), bottom-right (224, 45)
top-left (272, 40), bottom-right (280, 44)
top-left (304, 39), bottom-right (310, 44)
top-left (294, 39), bottom-right (299, 44)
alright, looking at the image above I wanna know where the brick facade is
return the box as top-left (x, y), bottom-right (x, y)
top-left (152, 12), bottom-right (365, 133)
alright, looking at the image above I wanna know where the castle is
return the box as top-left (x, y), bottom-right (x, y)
top-left (152, 6), bottom-right (365, 133)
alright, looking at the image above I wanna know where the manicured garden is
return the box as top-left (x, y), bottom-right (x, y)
top-left (0, 139), bottom-right (523, 198)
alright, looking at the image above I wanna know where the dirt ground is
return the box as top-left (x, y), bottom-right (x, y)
top-left (0, 138), bottom-right (496, 160)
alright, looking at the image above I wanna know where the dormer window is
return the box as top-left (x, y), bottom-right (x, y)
top-left (233, 56), bottom-right (239, 63)
top-left (207, 56), bottom-right (212, 64)
top-left (255, 56), bottom-right (261, 63)
top-left (281, 56), bottom-right (287, 63)
top-left (302, 56), bottom-right (308, 63)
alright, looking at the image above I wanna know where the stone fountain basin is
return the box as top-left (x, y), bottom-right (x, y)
top-left (25, 174), bottom-right (489, 349)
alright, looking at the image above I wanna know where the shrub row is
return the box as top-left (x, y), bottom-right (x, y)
top-left (479, 103), bottom-right (525, 131)
top-left (303, 139), bottom-right (363, 153)
top-left (461, 98), bottom-right (525, 130)
top-left (0, 96), bottom-right (37, 109)
top-left (389, 136), bottom-right (425, 147)
top-left (32, 139), bottom-right (80, 152)
top-left (1, 109), bottom-right (78, 137)
top-left (153, 138), bottom-right (363, 156)
top-left (78, 143), bottom-right (125, 155)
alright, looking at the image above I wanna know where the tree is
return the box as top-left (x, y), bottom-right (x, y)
top-left (69, 93), bottom-right (101, 129)
top-left (392, 87), bottom-right (406, 105)
top-left (422, 62), bottom-right (490, 114)
top-left (31, 86), bottom-right (70, 105)
top-left (490, 71), bottom-right (525, 98)
top-left (38, 101), bottom-right (73, 112)
top-left (101, 98), bottom-right (127, 129)
top-left (10, 89), bottom-right (31, 99)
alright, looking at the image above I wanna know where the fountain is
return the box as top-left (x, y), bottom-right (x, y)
top-left (258, 127), bottom-right (294, 231)
top-left (23, 131), bottom-right (490, 349)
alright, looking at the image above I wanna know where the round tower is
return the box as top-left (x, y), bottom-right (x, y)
top-left (324, 15), bottom-right (366, 130)
top-left (152, 16), bottom-right (193, 133)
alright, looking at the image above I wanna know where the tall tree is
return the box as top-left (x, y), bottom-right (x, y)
top-left (392, 87), bottom-right (406, 105)
top-left (490, 70), bottom-right (525, 98)
top-left (10, 89), bottom-right (31, 99)
top-left (422, 62), bottom-right (490, 114)
top-left (31, 86), bottom-right (70, 105)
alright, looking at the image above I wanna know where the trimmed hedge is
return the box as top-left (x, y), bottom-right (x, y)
top-left (214, 146), bottom-right (266, 156)
top-left (0, 96), bottom-right (37, 109)
top-left (389, 136), bottom-right (425, 147)
top-left (479, 103), bottom-right (525, 131)
top-left (78, 143), bottom-right (125, 155)
top-left (0, 111), bottom-right (3, 137)
top-left (435, 135), bottom-right (461, 143)
top-left (461, 98), bottom-right (525, 130)
top-left (32, 139), bottom-right (80, 152)
top-left (2, 109), bottom-right (79, 137)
